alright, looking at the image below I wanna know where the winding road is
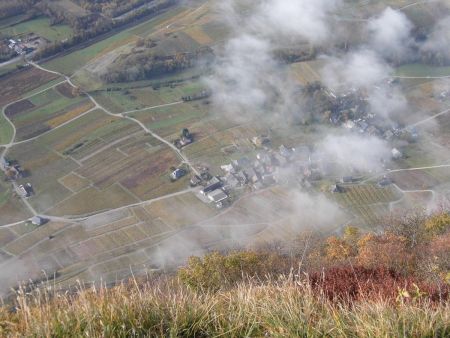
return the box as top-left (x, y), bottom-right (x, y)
top-left (0, 60), bottom-right (199, 224)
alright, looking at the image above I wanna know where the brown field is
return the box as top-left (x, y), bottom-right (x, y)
top-left (184, 26), bottom-right (214, 44)
top-left (0, 228), bottom-right (17, 247)
top-left (391, 191), bottom-right (434, 212)
top-left (58, 173), bottom-right (91, 192)
top-left (4, 221), bottom-right (67, 256)
top-left (46, 102), bottom-right (95, 128)
top-left (55, 82), bottom-right (77, 98)
top-left (4, 99), bottom-right (35, 117)
top-left (0, 68), bottom-right (59, 107)
top-left (389, 170), bottom-right (441, 190)
top-left (144, 193), bottom-right (217, 228)
top-left (47, 184), bottom-right (137, 217)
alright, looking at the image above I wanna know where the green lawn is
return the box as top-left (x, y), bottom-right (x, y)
top-left (1, 16), bottom-right (73, 42)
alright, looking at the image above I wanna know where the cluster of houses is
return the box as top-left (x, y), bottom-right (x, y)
top-left (5, 34), bottom-right (42, 56)
top-left (1, 157), bottom-right (34, 198)
top-left (174, 128), bottom-right (194, 149)
top-left (181, 90), bottom-right (211, 102)
top-left (326, 87), bottom-right (418, 142)
top-left (218, 142), bottom-right (314, 193)
top-left (1, 157), bottom-right (24, 181)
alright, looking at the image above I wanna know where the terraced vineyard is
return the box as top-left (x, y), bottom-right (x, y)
top-left (332, 184), bottom-right (403, 225)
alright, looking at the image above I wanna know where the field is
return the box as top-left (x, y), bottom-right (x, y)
top-left (0, 113), bottom-right (14, 145)
top-left (6, 87), bottom-right (94, 141)
top-left (0, 178), bottom-right (32, 225)
top-left (0, 67), bottom-right (60, 107)
top-left (389, 167), bottom-right (450, 191)
top-left (331, 184), bottom-right (403, 225)
top-left (0, 16), bottom-right (73, 42)
top-left (396, 63), bottom-right (450, 78)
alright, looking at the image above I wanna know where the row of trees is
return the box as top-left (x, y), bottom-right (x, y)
top-left (102, 47), bottom-right (214, 83)
top-left (33, 0), bottom-right (176, 60)
top-left (73, 0), bottom-right (154, 18)
top-left (0, 0), bottom-right (39, 20)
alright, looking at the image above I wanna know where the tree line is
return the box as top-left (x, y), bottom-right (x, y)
top-left (102, 47), bottom-right (214, 83)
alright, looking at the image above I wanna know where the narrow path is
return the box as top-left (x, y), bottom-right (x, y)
top-left (406, 108), bottom-right (450, 128)
top-left (363, 163), bottom-right (450, 183)
top-left (0, 60), bottom-right (199, 224)
top-left (31, 61), bottom-right (198, 175)
top-left (122, 101), bottom-right (183, 115)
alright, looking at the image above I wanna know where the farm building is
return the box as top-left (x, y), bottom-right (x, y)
top-left (31, 216), bottom-right (46, 226)
top-left (341, 176), bottom-right (353, 184)
top-left (201, 177), bottom-right (222, 195)
top-left (208, 189), bottom-right (228, 204)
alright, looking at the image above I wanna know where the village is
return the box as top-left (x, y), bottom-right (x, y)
top-left (167, 82), bottom-right (412, 211)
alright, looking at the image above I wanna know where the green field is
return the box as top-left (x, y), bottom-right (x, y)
top-left (1, 16), bottom-right (73, 42)
top-left (0, 113), bottom-right (14, 145)
top-left (395, 63), bottom-right (450, 77)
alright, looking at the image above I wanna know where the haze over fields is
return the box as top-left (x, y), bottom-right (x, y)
top-left (0, 0), bottom-right (450, 297)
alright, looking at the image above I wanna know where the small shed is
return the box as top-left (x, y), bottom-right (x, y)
top-left (31, 216), bottom-right (45, 226)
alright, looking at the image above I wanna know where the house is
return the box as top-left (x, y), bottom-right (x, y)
top-left (31, 216), bottom-right (46, 226)
top-left (232, 157), bottom-right (251, 170)
top-left (378, 176), bottom-right (392, 187)
top-left (331, 184), bottom-right (345, 193)
top-left (341, 176), bottom-right (353, 184)
top-left (262, 174), bottom-right (275, 186)
top-left (256, 152), bottom-right (272, 166)
top-left (245, 168), bottom-right (260, 184)
top-left (366, 125), bottom-right (380, 136)
top-left (384, 130), bottom-right (394, 140)
top-left (234, 171), bottom-right (248, 185)
top-left (358, 121), bottom-right (369, 133)
top-left (174, 128), bottom-right (193, 148)
top-left (343, 120), bottom-right (355, 129)
top-left (251, 135), bottom-right (270, 147)
top-left (273, 153), bottom-right (288, 167)
top-left (170, 168), bottom-right (187, 181)
top-left (190, 175), bottom-right (202, 187)
top-left (279, 145), bottom-right (294, 158)
top-left (17, 183), bottom-right (33, 197)
top-left (224, 173), bottom-right (240, 189)
top-left (201, 177), bottom-right (222, 195)
top-left (392, 148), bottom-right (403, 160)
top-left (294, 145), bottom-right (311, 163)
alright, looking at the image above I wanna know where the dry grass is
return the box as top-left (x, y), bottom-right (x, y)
top-left (0, 276), bottom-right (448, 337)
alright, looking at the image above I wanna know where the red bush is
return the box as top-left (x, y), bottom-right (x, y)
top-left (308, 265), bottom-right (448, 303)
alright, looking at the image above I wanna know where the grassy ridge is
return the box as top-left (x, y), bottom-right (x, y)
top-left (1, 277), bottom-right (448, 337)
